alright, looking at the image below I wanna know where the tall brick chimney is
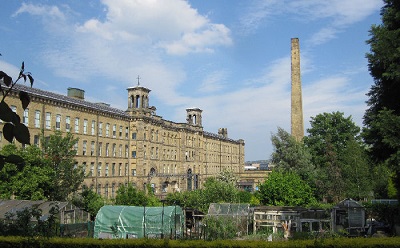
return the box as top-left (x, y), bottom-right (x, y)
top-left (291, 38), bottom-right (304, 141)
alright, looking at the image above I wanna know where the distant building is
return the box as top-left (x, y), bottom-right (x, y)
top-left (1, 83), bottom-right (245, 198)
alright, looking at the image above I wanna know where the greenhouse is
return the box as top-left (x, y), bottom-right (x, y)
top-left (94, 205), bottom-right (184, 239)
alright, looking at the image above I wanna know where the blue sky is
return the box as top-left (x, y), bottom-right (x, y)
top-left (0, 0), bottom-right (383, 161)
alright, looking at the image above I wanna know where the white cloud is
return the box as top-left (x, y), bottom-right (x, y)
top-left (13, 3), bottom-right (65, 21)
top-left (77, 0), bottom-right (232, 55)
top-left (0, 60), bottom-right (20, 79)
top-left (239, 0), bottom-right (382, 44)
top-left (198, 70), bottom-right (228, 93)
top-left (13, 0), bottom-right (232, 108)
top-left (309, 27), bottom-right (338, 46)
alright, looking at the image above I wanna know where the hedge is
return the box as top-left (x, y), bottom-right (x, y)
top-left (0, 236), bottom-right (400, 248)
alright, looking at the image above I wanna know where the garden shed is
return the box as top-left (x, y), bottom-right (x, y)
top-left (331, 198), bottom-right (365, 236)
top-left (206, 203), bottom-right (252, 237)
top-left (0, 199), bottom-right (88, 224)
top-left (253, 206), bottom-right (305, 236)
top-left (94, 205), bottom-right (184, 239)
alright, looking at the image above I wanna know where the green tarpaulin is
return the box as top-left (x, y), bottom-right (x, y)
top-left (94, 205), bottom-right (184, 239)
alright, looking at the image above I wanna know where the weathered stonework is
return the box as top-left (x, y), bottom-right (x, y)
top-left (291, 38), bottom-right (304, 142)
top-left (0, 84), bottom-right (245, 199)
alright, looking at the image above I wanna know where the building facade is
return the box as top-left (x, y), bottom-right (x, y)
top-left (0, 83), bottom-right (245, 199)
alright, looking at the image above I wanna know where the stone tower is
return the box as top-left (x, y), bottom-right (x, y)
top-left (186, 108), bottom-right (203, 127)
top-left (291, 38), bottom-right (304, 141)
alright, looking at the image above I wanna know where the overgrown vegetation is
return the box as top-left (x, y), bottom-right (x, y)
top-left (0, 204), bottom-right (59, 237)
top-left (0, 131), bottom-right (84, 201)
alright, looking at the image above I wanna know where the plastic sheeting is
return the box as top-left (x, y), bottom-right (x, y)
top-left (94, 205), bottom-right (184, 239)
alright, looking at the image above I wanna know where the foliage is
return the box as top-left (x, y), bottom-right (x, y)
top-left (115, 183), bottom-right (160, 207)
top-left (303, 112), bottom-right (370, 202)
top-left (42, 130), bottom-right (84, 201)
top-left (0, 204), bottom-right (59, 237)
top-left (0, 61), bottom-right (34, 146)
top-left (0, 131), bottom-right (83, 201)
top-left (72, 188), bottom-right (105, 221)
top-left (338, 139), bottom-right (373, 200)
top-left (165, 170), bottom-right (254, 213)
top-left (304, 111), bottom-right (361, 167)
top-left (257, 170), bottom-right (316, 206)
top-left (3, 236), bottom-right (400, 248)
top-left (204, 216), bottom-right (237, 240)
top-left (363, 0), bottom-right (400, 201)
top-left (270, 127), bottom-right (316, 184)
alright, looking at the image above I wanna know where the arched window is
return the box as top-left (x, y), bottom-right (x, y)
top-left (187, 169), bottom-right (192, 191)
top-left (149, 167), bottom-right (156, 177)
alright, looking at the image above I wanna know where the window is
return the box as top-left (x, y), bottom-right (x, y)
top-left (119, 144), bottom-right (122, 157)
top-left (125, 163), bottom-right (128, 176)
top-left (106, 143), bottom-right (109, 156)
top-left (125, 145), bottom-right (129, 158)
top-left (98, 122), bottom-right (103, 136)
top-left (45, 112), bottom-right (51, 129)
top-left (112, 143), bottom-right (116, 157)
top-left (91, 120), bottom-right (95, 135)
top-left (125, 127), bottom-right (129, 139)
top-left (97, 184), bottom-right (101, 195)
top-left (119, 126), bottom-right (123, 138)
top-left (105, 163), bottom-right (109, 177)
top-left (132, 132), bottom-right (136, 140)
top-left (56, 114), bottom-right (61, 130)
top-left (66, 116), bottom-right (70, 132)
top-left (132, 169), bottom-right (136, 176)
top-left (83, 119), bottom-right (88, 134)
top-left (112, 163), bottom-right (115, 176)
top-left (118, 163), bottom-right (122, 176)
top-left (82, 162), bottom-right (87, 175)
top-left (90, 163), bottom-right (94, 177)
top-left (105, 184), bottom-right (109, 198)
top-left (91, 141), bottom-right (95, 156)
top-left (34, 135), bottom-right (39, 146)
top-left (132, 151), bottom-right (136, 158)
top-left (98, 142), bottom-right (102, 156)
top-left (75, 118), bottom-right (79, 133)
top-left (74, 143), bottom-right (78, 155)
top-left (112, 124), bottom-right (116, 138)
top-left (111, 183), bottom-right (115, 198)
top-left (106, 123), bottom-right (110, 137)
top-left (97, 163), bottom-right (102, 176)
top-left (144, 145), bottom-right (147, 159)
top-left (82, 140), bottom-right (87, 156)
top-left (35, 110), bottom-right (40, 128)
top-left (23, 109), bottom-right (29, 126)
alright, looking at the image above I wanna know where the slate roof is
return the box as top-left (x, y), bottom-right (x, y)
top-left (14, 84), bottom-right (129, 117)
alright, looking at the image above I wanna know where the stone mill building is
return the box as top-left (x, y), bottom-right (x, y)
top-left (0, 83), bottom-right (245, 199)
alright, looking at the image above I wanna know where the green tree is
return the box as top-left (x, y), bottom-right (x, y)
top-left (165, 170), bottom-right (253, 213)
top-left (304, 112), bottom-right (361, 167)
top-left (72, 188), bottom-right (104, 221)
top-left (304, 112), bottom-right (365, 202)
top-left (339, 139), bottom-right (373, 200)
top-left (115, 183), bottom-right (160, 206)
top-left (363, 0), bottom-right (400, 200)
top-left (0, 144), bottom-right (52, 200)
top-left (41, 130), bottom-right (84, 201)
top-left (270, 127), bottom-right (316, 184)
top-left (257, 170), bottom-right (316, 206)
top-left (0, 131), bottom-right (83, 201)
